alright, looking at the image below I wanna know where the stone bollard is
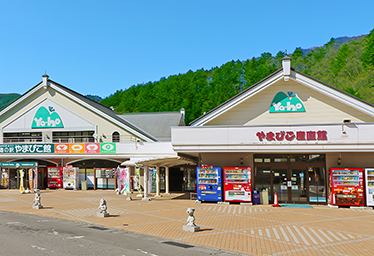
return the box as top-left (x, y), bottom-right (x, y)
top-left (32, 192), bottom-right (43, 209)
top-left (183, 208), bottom-right (200, 232)
top-left (97, 199), bottom-right (109, 217)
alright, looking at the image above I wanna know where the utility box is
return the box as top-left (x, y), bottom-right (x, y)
top-left (260, 189), bottom-right (269, 204)
top-left (81, 180), bottom-right (87, 191)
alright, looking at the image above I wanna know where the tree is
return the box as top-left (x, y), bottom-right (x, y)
top-left (362, 29), bottom-right (374, 68)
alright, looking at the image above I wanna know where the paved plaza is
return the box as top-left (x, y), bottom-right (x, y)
top-left (0, 189), bottom-right (373, 255)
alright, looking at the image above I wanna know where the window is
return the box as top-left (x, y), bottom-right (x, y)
top-left (112, 132), bottom-right (120, 142)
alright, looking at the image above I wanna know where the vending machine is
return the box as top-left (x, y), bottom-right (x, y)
top-left (196, 165), bottom-right (222, 202)
top-left (63, 165), bottom-right (79, 190)
top-left (330, 168), bottom-right (364, 206)
top-left (364, 168), bottom-right (374, 207)
top-left (223, 167), bottom-right (252, 202)
top-left (47, 167), bottom-right (63, 188)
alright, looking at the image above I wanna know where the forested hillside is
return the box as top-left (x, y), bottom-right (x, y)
top-left (0, 93), bottom-right (20, 110)
top-left (103, 29), bottom-right (374, 124)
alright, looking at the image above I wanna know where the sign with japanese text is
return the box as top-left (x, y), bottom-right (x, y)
top-left (256, 130), bottom-right (328, 142)
top-left (0, 162), bottom-right (37, 167)
top-left (100, 143), bottom-right (116, 153)
top-left (85, 143), bottom-right (100, 153)
top-left (55, 143), bottom-right (70, 153)
top-left (69, 143), bottom-right (85, 153)
top-left (0, 144), bottom-right (54, 154)
top-left (0, 143), bottom-right (117, 154)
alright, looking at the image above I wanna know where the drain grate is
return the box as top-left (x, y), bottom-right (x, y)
top-left (88, 226), bottom-right (108, 231)
top-left (162, 241), bottom-right (194, 248)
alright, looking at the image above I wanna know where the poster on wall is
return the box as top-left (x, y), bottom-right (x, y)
top-left (149, 168), bottom-right (156, 193)
top-left (135, 168), bottom-right (142, 193)
top-left (117, 167), bottom-right (130, 195)
top-left (28, 169), bottom-right (34, 192)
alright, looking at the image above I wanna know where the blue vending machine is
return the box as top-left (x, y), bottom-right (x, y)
top-left (196, 165), bottom-right (222, 202)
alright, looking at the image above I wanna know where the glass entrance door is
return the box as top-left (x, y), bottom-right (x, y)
top-left (291, 169), bottom-right (307, 202)
top-left (273, 168), bottom-right (307, 203)
top-left (273, 169), bottom-right (288, 202)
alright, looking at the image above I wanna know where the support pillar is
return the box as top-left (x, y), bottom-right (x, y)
top-left (165, 166), bottom-right (170, 194)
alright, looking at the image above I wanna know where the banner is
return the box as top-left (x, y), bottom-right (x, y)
top-left (135, 168), bottom-right (142, 193)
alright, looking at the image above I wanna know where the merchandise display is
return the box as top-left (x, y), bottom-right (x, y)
top-left (365, 168), bottom-right (374, 206)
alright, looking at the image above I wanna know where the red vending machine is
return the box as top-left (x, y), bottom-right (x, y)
top-left (47, 167), bottom-right (63, 189)
top-left (223, 167), bottom-right (251, 202)
top-left (330, 168), bottom-right (364, 206)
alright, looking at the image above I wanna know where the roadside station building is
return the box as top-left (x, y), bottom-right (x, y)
top-left (0, 75), bottom-right (195, 194)
top-left (171, 57), bottom-right (374, 204)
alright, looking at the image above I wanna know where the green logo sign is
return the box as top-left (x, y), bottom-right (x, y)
top-left (269, 92), bottom-right (305, 113)
top-left (100, 143), bottom-right (116, 153)
top-left (32, 106), bottom-right (64, 128)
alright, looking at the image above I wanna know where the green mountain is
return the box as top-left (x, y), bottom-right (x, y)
top-left (101, 29), bottom-right (374, 124)
top-left (0, 93), bottom-right (20, 110)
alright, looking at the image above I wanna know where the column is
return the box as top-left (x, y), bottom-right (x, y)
top-left (143, 165), bottom-right (149, 199)
top-left (165, 166), bottom-right (170, 194)
top-left (155, 165), bottom-right (160, 197)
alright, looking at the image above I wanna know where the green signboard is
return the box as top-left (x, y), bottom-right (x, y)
top-left (32, 106), bottom-right (64, 128)
top-left (269, 92), bottom-right (306, 113)
top-left (0, 144), bottom-right (54, 154)
top-left (0, 162), bottom-right (37, 167)
top-left (100, 143), bottom-right (116, 153)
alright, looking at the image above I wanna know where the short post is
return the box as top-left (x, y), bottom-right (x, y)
top-left (32, 192), bottom-right (43, 209)
top-left (183, 208), bottom-right (200, 232)
top-left (97, 199), bottom-right (109, 217)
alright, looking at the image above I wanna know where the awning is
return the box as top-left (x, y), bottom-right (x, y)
top-left (121, 155), bottom-right (196, 167)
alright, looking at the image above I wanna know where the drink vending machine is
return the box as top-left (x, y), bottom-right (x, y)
top-left (196, 165), bottom-right (222, 202)
top-left (330, 168), bottom-right (364, 206)
top-left (63, 165), bottom-right (79, 190)
top-left (364, 168), bottom-right (374, 207)
top-left (47, 167), bottom-right (63, 188)
top-left (223, 167), bottom-right (252, 202)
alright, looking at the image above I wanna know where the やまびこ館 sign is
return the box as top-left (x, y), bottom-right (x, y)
top-left (0, 143), bottom-right (116, 154)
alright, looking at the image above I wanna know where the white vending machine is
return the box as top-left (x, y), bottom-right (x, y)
top-left (63, 165), bottom-right (79, 190)
top-left (365, 168), bottom-right (374, 206)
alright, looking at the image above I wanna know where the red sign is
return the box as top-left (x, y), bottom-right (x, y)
top-left (256, 130), bottom-right (327, 142)
top-left (85, 143), bottom-right (100, 153)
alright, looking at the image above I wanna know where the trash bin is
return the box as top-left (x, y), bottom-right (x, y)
top-left (260, 188), bottom-right (269, 204)
top-left (81, 180), bottom-right (87, 191)
top-left (252, 190), bottom-right (260, 205)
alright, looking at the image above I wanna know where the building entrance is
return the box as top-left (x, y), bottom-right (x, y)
top-left (254, 154), bottom-right (326, 204)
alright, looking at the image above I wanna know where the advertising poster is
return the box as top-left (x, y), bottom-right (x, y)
top-left (19, 169), bottom-right (25, 193)
top-left (149, 168), bottom-right (156, 193)
top-left (135, 168), bottom-right (142, 193)
top-left (28, 169), bottom-right (34, 192)
top-left (118, 167), bottom-right (130, 195)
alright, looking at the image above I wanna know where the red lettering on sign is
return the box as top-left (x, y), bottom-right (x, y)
top-left (317, 130), bottom-right (327, 140)
top-left (296, 131), bottom-right (306, 140)
top-left (276, 131), bottom-right (285, 141)
top-left (285, 131), bottom-right (295, 141)
top-left (256, 131), bottom-right (266, 141)
top-left (257, 130), bottom-right (328, 142)
top-left (266, 132), bottom-right (275, 141)
top-left (307, 131), bottom-right (316, 140)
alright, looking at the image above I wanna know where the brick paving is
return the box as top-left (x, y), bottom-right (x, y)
top-left (0, 189), bottom-right (374, 256)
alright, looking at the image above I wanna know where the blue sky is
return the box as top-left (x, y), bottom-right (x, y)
top-left (0, 0), bottom-right (373, 98)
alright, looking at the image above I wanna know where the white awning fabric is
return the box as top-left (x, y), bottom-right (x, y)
top-left (121, 156), bottom-right (196, 167)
